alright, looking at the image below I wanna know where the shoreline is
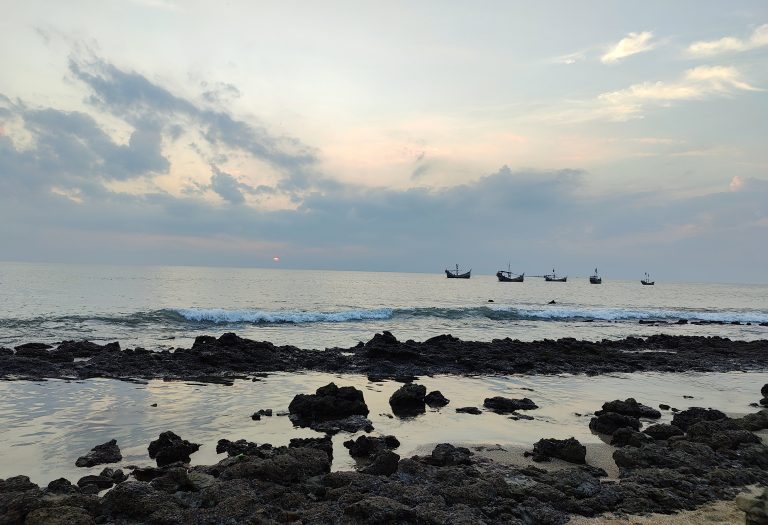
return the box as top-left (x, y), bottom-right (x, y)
top-left (2, 331), bottom-right (768, 382)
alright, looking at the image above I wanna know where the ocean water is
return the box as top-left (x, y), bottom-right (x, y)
top-left (0, 261), bottom-right (766, 349)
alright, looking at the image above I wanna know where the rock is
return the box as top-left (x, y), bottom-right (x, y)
top-left (589, 412), bottom-right (641, 435)
top-left (308, 414), bottom-right (374, 434)
top-left (388, 383), bottom-right (427, 415)
top-left (288, 383), bottom-right (369, 422)
top-left (762, 384), bottom-right (768, 397)
top-left (736, 488), bottom-right (768, 525)
top-left (671, 407), bottom-right (727, 431)
top-left (77, 474), bottom-right (114, 491)
top-left (424, 390), bottom-right (450, 407)
top-left (25, 506), bottom-right (95, 525)
top-left (425, 443), bottom-right (472, 466)
top-left (659, 404), bottom-right (670, 410)
top-left (361, 451), bottom-right (400, 476)
top-left (761, 398), bottom-right (768, 407)
top-left (75, 439), bottom-right (122, 467)
top-left (686, 419), bottom-right (761, 450)
top-left (130, 466), bottom-right (166, 482)
top-left (456, 406), bottom-right (482, 414)
top-left (187, 471), bottom-right (216, 491)
top-left (738, 410), bottom-right (768, 431)
top-left (343, 435), bottom-right (400, 458)
top-left (344, 495), bottom-right (414, 524)
top-left (289, 436), bottom-right (334, 460)
top-left (216, 438), bottom-right (267, 457)
top-left (483, 396), bottom-right (538, 413)
top-left (643, 423), bottom-right (684, 440)
top-left (46, 478), bottom-right (79, 494)
top-left (103, 480), bottom-right (181, 519)
top-left (529, 437), bottom-right (586, 464)
top-left (251, 408), bottom-right (272, 420)
top-left (147, 431), bottom-right (201, 466)
top-left (56, 340), bottom-right (120, 357)
top-left (610, 427), bottom-right (653, 448)
top-left (595, 398), bottom-right (661, 419)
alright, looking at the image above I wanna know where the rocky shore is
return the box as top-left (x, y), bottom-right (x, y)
top-left (2, 332), bottom-right (768, 382)
top-left (2, 380), bottom-right (767, 524)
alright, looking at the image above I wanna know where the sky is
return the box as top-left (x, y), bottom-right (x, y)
top-left (0, 1), bottom-right (767, 282)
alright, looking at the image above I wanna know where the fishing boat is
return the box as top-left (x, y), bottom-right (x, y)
top-left (641, 272), bottom-right (654, 286)
top-left (445, 264), bottom-right (471, 279)
top-left (589, 268), bottom-right (602, 284)
top-left (496, 263), bottom-right (524, 282)
top-left (544, 269), bottom-right (567, 282)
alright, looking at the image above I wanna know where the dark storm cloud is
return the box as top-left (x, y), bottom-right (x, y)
top-left (69, 56), bottom-right (318, 185)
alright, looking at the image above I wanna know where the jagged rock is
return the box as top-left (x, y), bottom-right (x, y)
top-left (595, 398), bottom-right (661, 419)
top-left (148, 431), bottom-right (201, 466)
top-left (100, 467), bottom-right (126, 483)
top-left (344, 495), bottom-right (414, 523)
top-left (289, 436), bottom-right (334, 461)
top-left (456, 406), bottom-right (482, 414)
top-left (610, 427), bottom-right (653, 447)
top-left (389, 383), bottom-right (427, 416)
top-left (251, 408), bottom-right (272, 420)
top-left (589, 412), bottom-right (640, 435)
top-left (77, 474), bottom-right (114, 491)
top-left (46, 478), bottom-right (79, 494)
top-left (762, 384), bottom-right (768, 398)
top-left (309, 414), bottom-right (374, 434)
top-left (130, 466), bottom-right (165, 482)
top-left (483, 396), bottom-right (538, 413)
top-left (671, 407), bottom-right (727, 431)
top-left (344, 435), bottom-right (400, 458)
top-left (643, 423), bottom-right (684, 440)
top-left (103, 480), bottom-right (181, 519)
top-left (529, 437), bottom-right (586, 463)
top-left (736, 488), bottom-right (768, 525)
top-left (738, 410), bottom-right (768, 431)
top-left (75, 439), bottom-right (122, 467)
top-left (686, 419), bottom-right (761, 450)
top-left (361, 451), bottom-right (400, 476)
top-left (56, 340), bottom-right (120, 357)
top-left (424, 390), bottom-right (450, 407)
top-left (216, 438), bottom-right (269, 457)
top-left (25, 506), bottom-right (95, 525)
top-left (289, 383), bottom-right (369, 422)
top-left (424, 443), bottom-right (472, 466)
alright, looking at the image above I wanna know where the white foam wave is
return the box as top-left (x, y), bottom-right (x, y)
top-left (173, 308), bottom-right (394, 324)
top-left (497, 305), bottom-right (768, 323)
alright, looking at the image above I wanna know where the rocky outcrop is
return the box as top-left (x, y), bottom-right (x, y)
top-left (343, 435), bottom-right (400, 458)
top-left (147, 431), bottom-right (201, 467)
top-left (671, 407), bottom-right (727, 431)
top-left (528, 437), bottom-right (586, 464)
top-left (456, 406), bottom-right (482, 414)
top-left (642, 423), bottom-right (684, 440)
top-left (75, 440), bottom-right (122, 468)
top-left (595, 398), bottom-right (661, 419)
top-left (589, 412), bottom-right (641, 435)
top-left (424, 390), bottom-right (450, 407)
top-left (389, 383), bottom-right (427, 416)
top-left (288, 383), bottom-right (370, 432)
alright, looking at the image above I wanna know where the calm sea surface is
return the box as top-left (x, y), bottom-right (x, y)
top-left (1, 261), bottom-right (766, 349)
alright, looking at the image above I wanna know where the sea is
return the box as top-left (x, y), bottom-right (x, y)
top-left (2, 261), bottom-right (767, 485)
top-left (0, 261), bottom-right (766, 350)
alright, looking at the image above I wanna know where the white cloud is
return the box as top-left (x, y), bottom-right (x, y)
top-left (688, 24), bottom-right (768, 56)
top-left (597, 65), bottom-right (762, 119)
top-left (601, 31), bottom-right (656, 64)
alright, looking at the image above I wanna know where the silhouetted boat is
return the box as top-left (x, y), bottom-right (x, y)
top-left (544, 269), bottom-right (567, 282)
top-left (589, 268), bottom-right (602, 284)
top-left (497, 264), bottom-right (524, 282)
top-left (641, 272), bottom-right (654, 286)
top-left (445, 264), bottom-right (471, 279)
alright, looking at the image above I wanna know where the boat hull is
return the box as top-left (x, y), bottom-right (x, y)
top-left (497, 271), bottom-right (524, 282)
top-left (545, 276), bottom-right (567, 282)
top-left (589, 277), bottom-right (601, 284)
top-left (641, 280), bottom-right (654, 285)
top-left (446, 270), bottom-right (471, 279)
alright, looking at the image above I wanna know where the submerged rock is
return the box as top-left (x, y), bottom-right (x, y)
top-left (389, 383), bottom-right (427, 416)
top-left (424, 390), bottom-right (450, 407)
top-left (75, 439), bottom-right (122, 468)
top-left (343, 435), bottom-right (400, 458)
top-left (483, 396), bottom-right (538, 413)
top-left (424, 443), bottom-right (472, 466)
top-left (147, 431), bottom-right (201, 466)
top-left (288, 383), bottom-right (369, 421)
top-left (456, 406), bottom-right (482, 414)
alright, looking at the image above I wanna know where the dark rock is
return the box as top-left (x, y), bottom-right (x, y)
top-left (289, 436), bottom-right (334, 461)
top-left (216, 438), bottom-right (269, 457)
top-left (529, 437), bottom-right (586, 463)
top-left (483, 396), bottom-right (538, 413)
top-left (424, 390), bottom-right (450, 407)
top-left (361, 451), bottom-right (400, 476)
top-left (610, 427), bottom-right (654, 447)
top-left (147, 431), bottom-right (201, 466)
top-left (57, 340), bottom-right (120, 357)
top-left (308, 414), bottom-right (374, 434)
top-left (344, 495), bottom-right (414, 523)
top-left (659, 404), bottom-right (670, 410)
top-left (671, 407), bottom-right (727, 431)
top-left (686, 419), bottom-right (761, 450)
top-left (424, 443), bottom-right (472, 466)
top-left (761, 397), bottom-right (768, 407)
top-left (130, 466), bottom-right (166, 482)
top-left (589, 412), bottom-right (641, 435)
top-left (343, 435), bottom-right (400, 458)
top-left (99, 467), bottom-right (126, 483)
top-left (288, 382), bottom-right (369, 422)
top-left (75, 439), bottom-right (122, 467)
top-left (456, 406), bottom-right (482, 414)
top-left (762, 384), bottom-right (768, 397)
top-left (77, 474), bottom-right (114, 491)
top-left (14, 342), bottom-right (52, 352)
top-left (595, 398), bottom-right (661, 419)
top-left (103, 480), bottom-right (181, 519)
top-left (643, 423), bottom-right (684, 440)
top-left (25, 506), bottom-right (95, 525)
top-left (389, 383), bottom-right (427, 408)
top-left (737, 410), bottom-right (768, 431)
top-left (46, 478), bottom-right (79, 494)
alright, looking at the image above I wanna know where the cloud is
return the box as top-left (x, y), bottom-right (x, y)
top-left (597, 65), bottom-right (762, 119)
top-left (601, 31), bottom-right (656, 64)
top-left (688, 24), bottom-right (768, 57)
